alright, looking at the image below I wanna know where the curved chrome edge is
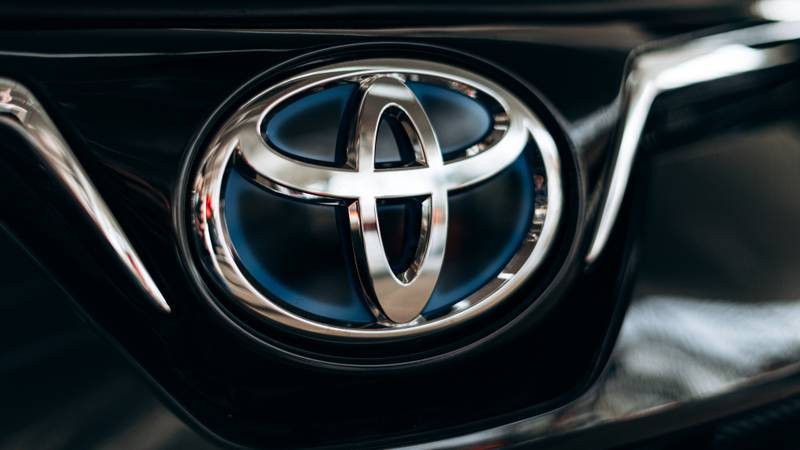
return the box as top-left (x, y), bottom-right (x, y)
top-left (0, 79), bottom-right (171, 313)
top-left (586, 20), bottom-right (800, 263)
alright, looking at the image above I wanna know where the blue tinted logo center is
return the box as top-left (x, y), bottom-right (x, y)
top-left (223, 80), bottom-right (535, 324)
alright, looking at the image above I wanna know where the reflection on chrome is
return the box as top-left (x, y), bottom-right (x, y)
top-left (754, 0), bottom-right (800, 21)
top-left (586, 20), bottom-right (800, 263)
top-left (0, 79), bottom-right (170, 313)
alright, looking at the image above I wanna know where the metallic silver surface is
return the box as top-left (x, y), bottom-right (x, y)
top-left (409, 20), bottom-right (800, 449)
top-left (586, 20), bottom-right (800, 263)
top-left (190, 59), bottom-right (563, 338)
top-left (342, 76), bottom-right (447, 324)
top-left (0, 79), bottom-right (170, 313)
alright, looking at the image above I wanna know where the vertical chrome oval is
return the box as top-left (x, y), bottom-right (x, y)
top-left (346, 76), bottom-right (448, 324)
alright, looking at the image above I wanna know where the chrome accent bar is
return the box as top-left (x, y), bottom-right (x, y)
top-left (586, 20), bottom-right (800, 263)
top-left (0, 79), bottom-right (170, 313)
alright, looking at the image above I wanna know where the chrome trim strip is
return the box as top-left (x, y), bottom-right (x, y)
top-left (586, 20), bottom-right (800, 263)
top-left (0, 79), bottom-right (171, 313)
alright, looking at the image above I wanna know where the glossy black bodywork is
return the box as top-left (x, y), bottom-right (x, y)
top-left (0, 26), bottom-right (631, 448)
top-left (0, 0), bottom-right (757, 29)
top-left (0, 227), bottom-right (213, 450)
top-left (0, 6), bottom-right (795, 449)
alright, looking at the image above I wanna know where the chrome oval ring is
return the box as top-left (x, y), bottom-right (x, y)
top-left (188, 58), bottom-right (563, 340)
